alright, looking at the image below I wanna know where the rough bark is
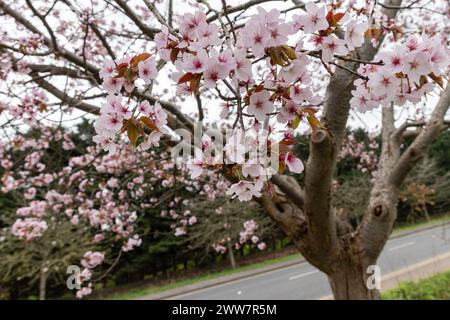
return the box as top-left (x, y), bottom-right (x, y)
top-left (328, 259), bottom-right (380, 300)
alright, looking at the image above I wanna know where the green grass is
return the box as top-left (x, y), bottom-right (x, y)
top-left (107, 253), bottom-right (301, 300)
top-left (106, 213), bottom-right (449, 300)
top-left (392, 213), bottom-right (450, 235)
top-left (383, 270), bottom-right (450, 300)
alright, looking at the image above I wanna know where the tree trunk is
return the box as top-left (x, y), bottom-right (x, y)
top-left (227, 242), bottom-right (237, 269)
top-left (328, 261), bottom-right (381, 300)
top-left (39, 268), bottom-right (47, 300)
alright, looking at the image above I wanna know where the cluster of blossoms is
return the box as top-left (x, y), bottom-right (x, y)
top-left (75, 251), bottom-right (105, 298)
top-left (18, 34), bottom-right (45, 54)
top-left (160, 200), bottom-right (200, 237)
top-left (1, 122), bottom-right (232, 297)
top-left (339, 134), bottom-right (379, 175)
top-left (2, 0), bottom-right (449, 301)
top-left (97, 3), bottom-right (413, 202)
top-left (7, 90), bottom-right (48, 125)
top-left (11, 218), bottom-right (48, 241)
top-left (238, 219), bottom-right (266, 251)
top-left (2, 130), bottom-right (143, 246)
top-left (351, 36), bottom-right (449, 111)
top-left (211, 218), bottom-right (266, 254)
top-left (96, 53), bottom-right (167, 155)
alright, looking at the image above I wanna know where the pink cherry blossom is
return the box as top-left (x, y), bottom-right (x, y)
top-left (295, 2), bottom-right (328, 33)
top-left (277, 101), bottom-right (299, 123)
top-left (186, 157), bottom-right (204, 179)
top-left (233, 49), bottom-right (252, 82)
top-left (378, 48), bottom-right (404, 73)
top-left (102, 77), bottom-right (124, 94)
top-left (402, 51), bottom-right (432, 85)
top-left (242, 24), bottom-right (270, 58)
top-left (248, 90), bottom-right (273, 122)
top-left (203, 64), bottom-right (228, 88)
top-left (368, 68), bottom-right (400, 98)
top-left (226, 180), bottom-right (261, 202)
top-left (321, 35), bottom-right (348, 63)
top-left (285, 152), bottom-right (304, 174)
top-left (242, 160), bottom-right (263, 178)
top-left (11, 218), bottom-right (48, 240)
top-left (182, 49), bottom-right (209, 74)
top-left (345, 20), bottom-right (368, 51)
top-left (138, 57), bottom-right (157, 83)
top-left (350, 85), bottom-right (378, 112)
top-left (81, 251), bottom-right (105, 269)
top-left (99, 59), bottom-right (116, 79)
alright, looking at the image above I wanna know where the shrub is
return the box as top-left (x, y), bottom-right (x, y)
top-left (383, 271), bottom-right (450, 300)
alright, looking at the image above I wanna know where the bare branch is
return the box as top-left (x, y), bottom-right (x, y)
top-left (195, 94), bottom-right (204, 121)
top-left (206, 0), bottom-right (288, 23)
top-left (113, 0), bottom-right (160, 40)
top-left (29, 72), bottom-right (100, 115)
top-left (391, 120), bottom-right (426, 141)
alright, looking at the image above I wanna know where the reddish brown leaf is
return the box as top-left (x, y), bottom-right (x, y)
top-left (178, 72), bottom-right (194, 84)
top-left (429, 73), bottom-right (445, 89)
top-left (139, 116), bottom-right (158, 131)
top-left (170, 48), bottom-right (180, 63)
top-left (302, 108), bottom-right (320, 131)
top-left (280, 137), bottom-right (296, 145)
top-left (189, 74), bottom-right (202, 94)
top-left (115, 63), bottom-right (129, 78)
top-left (126, 120), bottom-right (141, 147)
top-left (38, 102), bottom-right (47, 113)
top-left (254, 84), bottom-right (265, 93)
top-left (130, 53), bottom-right (151, 67)
top-left (326, 10), bottom-right (334, 26)
top-left (278, 161), bottom-right (286, 174)
top-left (365, 27), bottom-right (382, 40)
top-left (333, 12), bottom-right (345, 24)
top-left (280, 45), bottom-right (297, 60)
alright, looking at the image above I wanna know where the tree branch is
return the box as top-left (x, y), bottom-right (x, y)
top-left (389, 84), bottom-right (450, 188)
top-left (270, 175), bottom-right (304, 209)
top-left (303, 0), bottom-right (403, 260)
top-left (113, 0), bottom-right (160, 40)
top-left (358, 104), bottom-right (400, 262)
top-left (29, 72), bottom-right (100, 115)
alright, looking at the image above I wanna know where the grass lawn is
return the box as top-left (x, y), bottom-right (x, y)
top-left (383, 270), bottom-right (450, 299)
top-left (106, 213), bottom-right (449, 300)
top-left (392, 213), bottom-right (450, 235)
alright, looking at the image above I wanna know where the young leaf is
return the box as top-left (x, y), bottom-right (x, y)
top-left (429, 73), bottom-right (444, 89)
top-left (290, 114), bottom-right (301, 129)
top-left (130, 53), bottom-right (151, 67)
top-left (126, 120), bottom-right (141, 147)
top-left (139, 116), bottom-right (159, 131)
top-left (178, 72), bottom-right (194, 84)
top-left (170, 48), bottom-right (180, 63)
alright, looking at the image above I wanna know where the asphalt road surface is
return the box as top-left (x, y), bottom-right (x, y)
top-left (170, 224), bottom-right (450, 300)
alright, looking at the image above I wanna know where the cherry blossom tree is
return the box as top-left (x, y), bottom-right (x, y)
top-left (182, 195), bottom-right (274, 269)
top-left (0, 121), bottom-right (232, 299)
top-left (1, 0), bottom-right (449, 300)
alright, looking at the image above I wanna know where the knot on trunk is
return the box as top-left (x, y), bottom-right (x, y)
top-left (373, 203), bottom-right (388, 217)
top-left (311, 128), bottom-right (328, 144)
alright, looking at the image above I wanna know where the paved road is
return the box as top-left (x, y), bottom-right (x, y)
top-left (170, 224), bottom-right (450, 300)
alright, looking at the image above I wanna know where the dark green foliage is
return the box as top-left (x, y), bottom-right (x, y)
top-left (383, 271), bottom-right (450, 300)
